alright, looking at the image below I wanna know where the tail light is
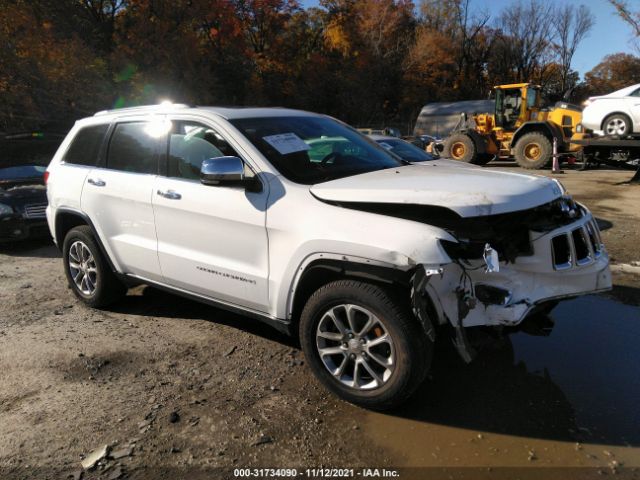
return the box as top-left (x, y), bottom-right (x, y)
top-left (44, 171), bottom-right (49, 185)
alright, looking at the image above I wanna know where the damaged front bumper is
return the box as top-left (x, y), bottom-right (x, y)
top-left (422, 212), bottom-right (612, 329)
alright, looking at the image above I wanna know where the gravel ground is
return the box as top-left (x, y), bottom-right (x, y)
top-left (1, 165), bottom-right (639, 480)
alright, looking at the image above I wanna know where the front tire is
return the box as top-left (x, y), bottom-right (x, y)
top-left (299, 280), bottom-right (432, 410)
top-left (62, 225), bottom-right (126, 308)
top-left (513, 132), bottom-right (552, 169)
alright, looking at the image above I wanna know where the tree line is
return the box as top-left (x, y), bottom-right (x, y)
top-left (2, 0), bottom-right (640, 135)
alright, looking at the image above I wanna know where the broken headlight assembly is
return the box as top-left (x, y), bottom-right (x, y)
top-left (440, 196), bottom-right (584, 264)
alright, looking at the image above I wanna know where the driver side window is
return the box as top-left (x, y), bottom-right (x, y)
top-left (167, 121), bottom-right (243, 180)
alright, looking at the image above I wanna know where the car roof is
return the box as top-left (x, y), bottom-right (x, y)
top-left (90, 104), bottom-right (320, 121)
top-left (198, 106), bottom-right (320, 120)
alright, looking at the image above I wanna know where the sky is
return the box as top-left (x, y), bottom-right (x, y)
top-left (473, 0), bottom-right (637, 77)
top-left (299, 0), bottom-right (638, 79)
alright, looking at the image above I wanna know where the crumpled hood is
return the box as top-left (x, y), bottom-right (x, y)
top-left (310, 164), bottom-right (563, 217)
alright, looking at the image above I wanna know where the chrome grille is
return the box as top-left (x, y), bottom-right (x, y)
top-left (551, 234), bottom-right (572, 270)
top-left (551, 220), bottom-right (603, 270)
top-left (23, 203), bottom-right (47, 219)
top-left (585, 221), bottom-right (603, 258)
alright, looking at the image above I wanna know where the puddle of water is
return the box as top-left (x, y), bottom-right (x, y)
top-left (511, 295), bottom-right (640, 446)
top-left (362, 294), bottom-right (640, 467)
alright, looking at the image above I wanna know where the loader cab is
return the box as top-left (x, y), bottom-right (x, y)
top-left (494, 83), bottom-right (541, 130)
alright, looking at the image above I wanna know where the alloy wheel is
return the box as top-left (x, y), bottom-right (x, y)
top-left (605, 118), bottom-right (627, 135)
top-left (315, 304), bottom-right (395, 390)
top-left (68, 240), bottom-right (98, 296)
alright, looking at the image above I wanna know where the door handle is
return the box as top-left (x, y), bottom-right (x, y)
top-left (87, 178), bottom-right (106, 187)
top-left (157, 189), bottom-right (181, 200)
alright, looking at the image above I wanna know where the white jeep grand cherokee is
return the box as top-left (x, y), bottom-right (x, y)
top-left (46, 104), bottom-right (611, 409)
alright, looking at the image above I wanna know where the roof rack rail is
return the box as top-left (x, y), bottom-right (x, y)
top-left (94, 103), bottom-right (192, 117)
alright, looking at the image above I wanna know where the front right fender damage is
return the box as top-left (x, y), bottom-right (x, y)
top-left (411, 210), bottom-right (612, 363)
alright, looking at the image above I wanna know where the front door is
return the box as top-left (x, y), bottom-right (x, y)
top-left (152, 119), bottom-right (270, 312)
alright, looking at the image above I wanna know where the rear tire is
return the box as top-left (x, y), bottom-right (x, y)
top-left (602, 113), bottom-right (632, 136)
top-left (299, 280), bottom-right (432, 410)
top-left (444, 133), bottom-right (478, 164)
top-left (513, 132), bottom-right (552, 169)
top-left (62, 225), bottom-right (126, 308)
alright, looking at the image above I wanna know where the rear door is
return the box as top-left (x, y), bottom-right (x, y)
top-left (151, 117), bottom-right (270, 311)
top-left (48, 124), bottom-right (109, 235)
top-left (81, 118), bottom-right (165, 281)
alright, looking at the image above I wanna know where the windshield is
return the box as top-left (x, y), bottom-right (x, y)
top-left (375, 139), bottom-right (435, 162)
top-left (229, 116), bottom-right (403, 184)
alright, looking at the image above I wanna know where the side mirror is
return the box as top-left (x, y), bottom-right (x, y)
top-left (200, 156), bottom-right (244, 186)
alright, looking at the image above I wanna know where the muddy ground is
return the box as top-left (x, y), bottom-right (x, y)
top-left (1, 165), bottom-right (639, 480)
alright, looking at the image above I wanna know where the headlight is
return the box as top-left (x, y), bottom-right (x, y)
top-left (582, 99), bottom-right (592, 107)
top-left (0, 203), bottom-right (13, 215)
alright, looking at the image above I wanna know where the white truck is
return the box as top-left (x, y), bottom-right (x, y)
top-left (46, 104), bottom-right (611, 409)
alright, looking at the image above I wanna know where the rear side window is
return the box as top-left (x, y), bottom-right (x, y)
top-left (62, 124), bottom-right (108, 166)
top-left (106, 122), bottom-right (160, 174)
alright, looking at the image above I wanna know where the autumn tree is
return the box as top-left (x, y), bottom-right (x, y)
top-left (0, 0), bottom-right (111, 131)
top-left (0, 0), bottom-right (626, 136)
top-left (322, 0), bottom-right (416, 125)
top-left (584, 53), bottom-right (640, 96)
top-left (412, 0), bottom-right (493, 98)
top-left (112, 0), bottom-right (212, 104)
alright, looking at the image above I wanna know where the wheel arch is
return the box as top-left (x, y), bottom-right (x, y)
top-left (288, 258), bottom-right (412, 325)
top-left (601, 111), bottom-right (633, 131)
top-left (54, 208), bottom-right (118, 273)
top-left (287, 257), bottom-right (445, 342)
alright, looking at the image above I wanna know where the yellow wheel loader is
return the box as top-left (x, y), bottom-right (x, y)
top-left (443, 83), bottom-right (583, 169)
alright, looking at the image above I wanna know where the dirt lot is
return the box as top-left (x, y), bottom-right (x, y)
top-left (1, 165), bottom-right (639, 480)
